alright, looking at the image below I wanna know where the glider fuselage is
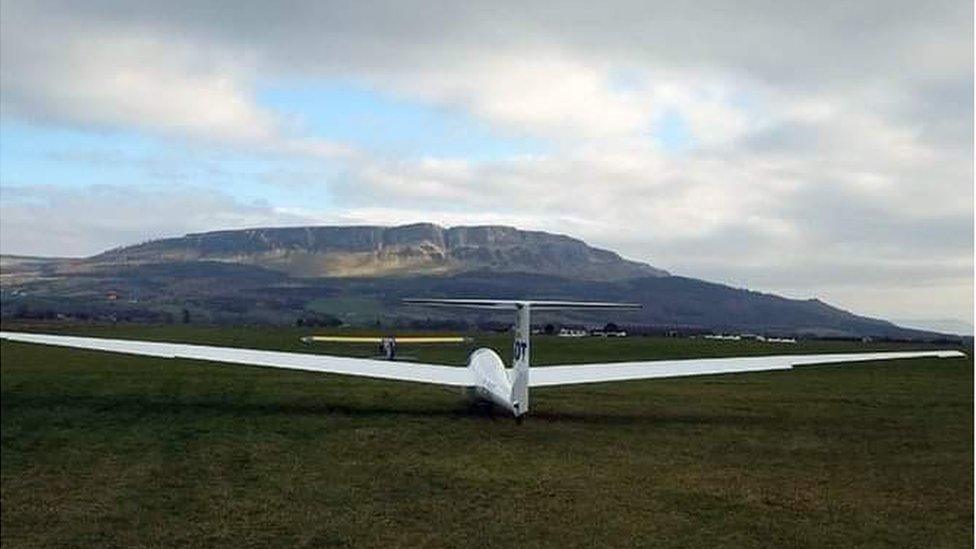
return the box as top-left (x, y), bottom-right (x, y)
top-left (466, 347), bottom-right (518, 415)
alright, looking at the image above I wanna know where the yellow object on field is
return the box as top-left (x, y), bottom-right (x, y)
top-left (302, 335), bottom-right (470, 344)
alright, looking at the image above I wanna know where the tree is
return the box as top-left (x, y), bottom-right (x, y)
top-left (604, 322), bottom-right (619, 333)
top-left (544, 323), bottom-right (556, 335)
top-left (181, 308), bottom-right (191, 324)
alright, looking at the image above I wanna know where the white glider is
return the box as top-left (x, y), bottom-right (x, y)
top-left (0, 299), bottom-right (965, 419)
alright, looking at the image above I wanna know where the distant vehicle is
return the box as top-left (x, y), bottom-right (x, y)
top-left (557, 327), bottom-right (588, 338)
top-left (0, 299), bottom-right (964, 420)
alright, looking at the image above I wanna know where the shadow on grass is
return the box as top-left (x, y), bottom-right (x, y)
top-left (2, 392), bottom-right (464, 418)
top-left (3, 391), bottom-right (781, 427)
top-left (529, 408), bottom-right (779, 427)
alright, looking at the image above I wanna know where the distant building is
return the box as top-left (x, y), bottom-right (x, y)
top-left (590, 329), bottom-right (628, 337)
top-left (703, 334), bottom-right (741, 341)
top-left (703, 333), bottom-right (796, 343)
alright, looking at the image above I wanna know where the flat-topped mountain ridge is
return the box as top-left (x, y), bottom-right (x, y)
top-left (91, 223), bottom-right (668, 280)
top-left (0, 224), bottom-right (958, 340)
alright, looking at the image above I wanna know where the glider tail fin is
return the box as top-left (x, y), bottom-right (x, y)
top-left (510, 303), bottom-right (530, 416)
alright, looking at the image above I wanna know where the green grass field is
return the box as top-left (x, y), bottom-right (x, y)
top-left (1, 323), bottom-right (972, 548)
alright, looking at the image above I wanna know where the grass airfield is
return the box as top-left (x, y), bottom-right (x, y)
top-left (1, 324), bottom-right (972, 548)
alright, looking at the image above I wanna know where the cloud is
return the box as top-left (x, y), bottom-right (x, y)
top-left (0, 0), bottom-right (971, 323)
top-left (0, 185), bottom-right (323, 257)
top-left (324, 91), bottom-right (972, 320)
top-left (0, 2), bottom-right (351, 157)
top-left (5, 1), bottom-right (970, 145)
top-left (1, 9), bottom-right (264, 141)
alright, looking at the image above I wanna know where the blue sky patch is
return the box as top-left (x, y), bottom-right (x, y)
top-left (652, 110), bottom-right (696, 152)
top-left (257, 79), bottom-right (548, 160)
top-left (0, 121), bottom-right (339, 210)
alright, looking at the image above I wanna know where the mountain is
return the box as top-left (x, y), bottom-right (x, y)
top-left (0, 224), bottom-right (955, 340)
top-left (91, 224), bottom-right (668, 280)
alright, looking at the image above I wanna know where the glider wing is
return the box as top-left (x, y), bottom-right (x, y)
top-left (0, 331), bottom-right (473, 386)
top-left (529, 350), bottom-right (966, 387)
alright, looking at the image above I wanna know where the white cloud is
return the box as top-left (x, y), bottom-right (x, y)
top-left (323, 89), bottom-right (972, 321)
top-left (0, 185), bottom-right (322, 257)
top-left (2, 16), bottom-right (264, 141)
top-left (0, 0), bottom-right (971, 323)
top-left (0, 3), bottom-right (351, 158)
top-left (381, 54), bottom-right (653, 140)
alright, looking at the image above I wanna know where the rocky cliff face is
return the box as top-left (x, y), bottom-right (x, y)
top-left (92, 223), bottom-right (669, 281)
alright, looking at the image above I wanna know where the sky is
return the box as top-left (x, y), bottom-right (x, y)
top-left (0, 1), bottom-right (972, 332)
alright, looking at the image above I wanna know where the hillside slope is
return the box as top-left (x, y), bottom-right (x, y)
top-left (0, 224), bottom-right (951, 340)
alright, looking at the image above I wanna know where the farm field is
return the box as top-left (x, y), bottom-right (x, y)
top-left (1, 323), bottom-right (972, 548)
